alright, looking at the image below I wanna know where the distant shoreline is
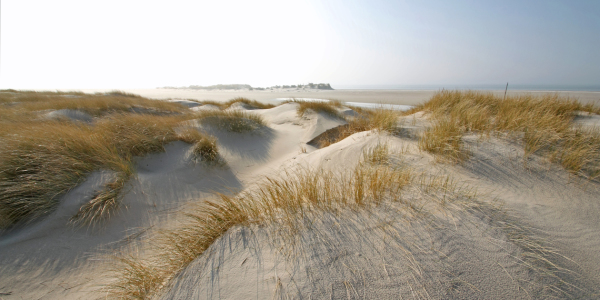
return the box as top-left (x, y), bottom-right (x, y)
top-left (333, 85), bottom-right (600, 92)
top-left (71, 88), bottom-right (600, 106)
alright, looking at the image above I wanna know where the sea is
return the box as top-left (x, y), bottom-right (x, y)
top-left (334, 84), bottom-right (600, 92)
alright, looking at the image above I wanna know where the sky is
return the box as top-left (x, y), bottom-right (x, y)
top-left (1, 0), bottom-right (599, 89)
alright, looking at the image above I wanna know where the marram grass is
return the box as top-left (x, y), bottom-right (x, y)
top-left (196, 110), bottom-right (267, 133)
top-left (293, 99), bottom-right (343, 118)
top-left (176, 127), bottom-right (220, 163)
top-left (316, 107), bottom-right (400, 148)
top-left (108, 161), bottom-right (578, 299)
top-left (195, 97), bottom-right (275, 110)
top-left (416, 90), bottom-right (600, 178)
top-left (107, 162), bottom-right (413, 299)
top-left (0, 91), bottom-right (220, 228)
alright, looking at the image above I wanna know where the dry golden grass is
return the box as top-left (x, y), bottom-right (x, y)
top-left (108, 159), bottom-right (578, 298)
top-left (177, 128), bottom-right (219, 163)
top-left (193, 100), bottom-right (224, 108)
top-left (316, 108), bottom-right (400, 148)
top-left (416, 90), bottom-right (600, 177)
top-left (362, 141), bottom-right (390, 165)
top-left (293, 99), bottom-right (343, 118)
top-left (547, 127), bottom-right (600, 178)
top-left (196, 110), bottom-right (267, 133)
top-left (419, 117), bottom-right (469, 163)
top-left (224, 97), bottom-right (275, 109)
top-left (107, 163), bottom-right (413, 299)
top-left (0, 91), bottom-right (220, 228)
top-left (70, 171), bottom-right (132, 227)
top-left (349, 107), bottom-right (399, 132)
top-left (0, 90), bottom-right (186, 117)
top-left (195, 97), bottom-right (275, 110)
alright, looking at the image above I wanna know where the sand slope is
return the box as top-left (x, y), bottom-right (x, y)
top-left (1, 103), bottom-right (600, 299)
top-left (0, 103), bottom-right (345, 299)
top-left (161, 126), bottom-right (600, 299)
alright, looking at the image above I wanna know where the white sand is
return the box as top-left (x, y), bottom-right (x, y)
top-left (160, 112), bottom-right (600, 299)
top-left (574, 111), bottom-right (600, 129)
top-left (1, 101), bottom-right (600, 299)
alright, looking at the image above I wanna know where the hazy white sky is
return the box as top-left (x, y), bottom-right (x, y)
top-left (1, 0), bottom-right (599, 89)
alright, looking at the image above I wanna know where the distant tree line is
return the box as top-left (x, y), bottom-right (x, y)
top-left (264, 83), bottom-right (333, 90)
top-left (159, 83), bottom-right (334, 90)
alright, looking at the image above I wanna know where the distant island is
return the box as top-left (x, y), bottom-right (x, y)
top-left (159, 83), bottom-right (334, 90)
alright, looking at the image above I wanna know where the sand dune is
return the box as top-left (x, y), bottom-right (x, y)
top-left (1, 93), bottom-right (600, 299)
top-left (159, 107), bottom-right (600, 299)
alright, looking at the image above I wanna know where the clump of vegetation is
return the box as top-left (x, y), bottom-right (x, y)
top-left (196, 110), bottom-right (267, 133)
top-left (416, 90), bottom-right (600, 177)
top-left (293, 99), bottom-right (343, 118)
top-left (192, 138), bottom-right (219, 162)
top-left (224, 97), bottom-right (275, 109)
top-left (195, 97), bottom-right (275, 110)
top-left (418, 117), bottom-right (469, 162)
top-left (108, 155), bottom-right (577, 299)
top-left (347, 107), bottom-right (399, 132)
top-left (314, 107), bottom-right (400, 148)
top-left (0, 91), bottom-right (219, 228)
top-left (177, 127), bottom-right (219, 163)
top-left (108, 163), bottom-right (413, 299)
top-left (0, 90), bottom-right (186, 117)
top-left (362, 141), bottom-right (390, 165)
top-left (70, 171), bottom-right (132, 227)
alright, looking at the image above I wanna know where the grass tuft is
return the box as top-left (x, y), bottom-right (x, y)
top-left (196, 98), bottom-right (275, 110)
top-left (416, 90), bottom-right (600, 176)
top-left (177, 127), bottom-right (220, 163)
top-left (224, 97), bottom-right (275, 109)
top-left (362, 141), bottom-right (390, 165)
top-left (196, 110), bottom-right (267, 133)
top-left (70, 171), bottom-right (132, 227)
top-left (0, 91), bottom-right (220, 228)
top-left (110, 255), bottom-right (164, 299)
top-left (107, 164), bottom-right (412, 298)
top-left (294, 99), bottom-right (343, 118)
top-left (103, 90), bottom-right (143, 98)
top-left (315, 108), bottom-right (400, 148)
top-left (418, 117), bottom-right (469, 162)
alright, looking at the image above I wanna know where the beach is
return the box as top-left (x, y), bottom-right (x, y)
top-left (1, 90), bottom-right (599, 299)
top-left (76, 88), bottom-right (600, 106)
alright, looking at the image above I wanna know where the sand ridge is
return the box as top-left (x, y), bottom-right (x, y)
top-left (1, 100), bottom-right (599, 299)
top-left (160, 120), bottom-right (600, 298)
